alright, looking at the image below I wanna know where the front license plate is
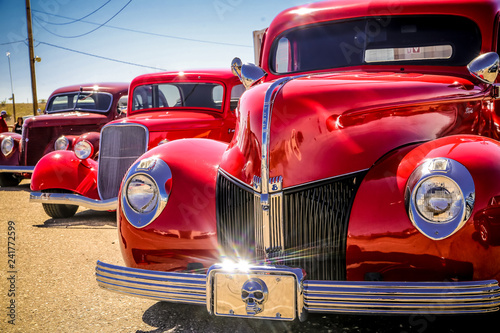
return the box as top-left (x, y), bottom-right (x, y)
top-left (213, 272), bottom-right (296, 320)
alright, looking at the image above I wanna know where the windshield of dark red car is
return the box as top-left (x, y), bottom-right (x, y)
top-left (132, 82), bottom-right (227, 111)
top-left (46, 92), bottom-right (113, 113)
top-left (270, 15), bottom-right (481, 74)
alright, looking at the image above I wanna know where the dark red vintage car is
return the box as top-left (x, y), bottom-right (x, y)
top-left (0, 82), bottom-right (128, 187)
top-left (30, 70), bottom-right (244, 218)
top-left (96, 0), bottom-right (500, 321)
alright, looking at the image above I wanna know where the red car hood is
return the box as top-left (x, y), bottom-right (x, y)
top-left (111, 110), bottom-right (225, 132)
top-left (221, 71), bottom-right (485, 187)
top-left (24, 112), bottom-right (110, 128)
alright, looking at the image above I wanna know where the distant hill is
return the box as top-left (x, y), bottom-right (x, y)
top-left (1, 103), bottom-right (46, 126)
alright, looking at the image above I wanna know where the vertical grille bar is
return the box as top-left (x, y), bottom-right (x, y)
top-left (98, 124), bottom-right (148, 200)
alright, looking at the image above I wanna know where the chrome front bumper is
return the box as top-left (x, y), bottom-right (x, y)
top-left (0, 165), bottom-right (35, 174)
top-left (96, 261), bottom-right (500, 321)
top-left (30, 191), bottom-right (117, 211)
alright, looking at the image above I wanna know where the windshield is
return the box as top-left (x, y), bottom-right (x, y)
top-left (132, 82), bottom-right (228, 111)
top-left (271, 15), bottom-right (481, 74)
top-left (46, 91), bottom-right (113, 113)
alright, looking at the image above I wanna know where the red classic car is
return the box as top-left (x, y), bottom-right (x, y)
top-left (30, 70), bottom-right (244, 218)
top-left (96, 0), bottom-right (500, 321)
top-left (0, 82), bottom-right (128, 187)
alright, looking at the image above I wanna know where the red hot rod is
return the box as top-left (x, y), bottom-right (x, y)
top-left (97, 0), bottom-right (500, 321)
top-left (0, 82), bottom-right (128, 187)
top-left (30, 70), bottom-right (244, 218)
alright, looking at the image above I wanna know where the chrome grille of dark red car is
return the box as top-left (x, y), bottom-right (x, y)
top-left (216, 171), bottom-right (365, 280)
top-left (97, 124), bottom-right (148, 200)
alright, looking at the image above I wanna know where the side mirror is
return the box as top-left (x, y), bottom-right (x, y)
top-left (231, 57), bottom-right (267, 89)
top-left (467, 52), bottom-right (499, 84)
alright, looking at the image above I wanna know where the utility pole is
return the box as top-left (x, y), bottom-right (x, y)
top-left (26, 0), bottom-right (38, 116)
top-left (6, 52), bottom-right (16, 122)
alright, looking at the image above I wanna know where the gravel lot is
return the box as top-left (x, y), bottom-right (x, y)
top-left (1, 180), bottom-right (498, 332)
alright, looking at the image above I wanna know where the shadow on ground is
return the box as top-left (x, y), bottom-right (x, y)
top-left (135, 301), bottom-right (500, 333)
top-left (33, 210), bottom-right (116, 228)
top-left (0, 181), bottom-right (31, 192)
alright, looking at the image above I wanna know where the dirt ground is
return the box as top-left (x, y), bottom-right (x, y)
top-left (0, 180), bottom-right (498, 332)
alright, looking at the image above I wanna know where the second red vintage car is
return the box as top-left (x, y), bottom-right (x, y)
top-left (30, 70), bottom-right (244, 218)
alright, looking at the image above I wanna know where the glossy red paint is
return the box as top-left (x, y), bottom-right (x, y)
top-left (221, 72), bottom-right (485, 187)
top-left (31, 150), bottom-right (99, 199)
top-left (0, 82), bottom-right (128, 185)
top-left (348, 136), bottom-right (500, 281)
top-left (118, 139), bottom-right (227, 271)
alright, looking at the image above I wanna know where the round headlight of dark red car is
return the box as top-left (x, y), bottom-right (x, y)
top-left (54, 136), bottom-right (69, 151)
top-left (1, 136), bottom-right (14, 156)
top-left (406, 158), bottom-right (475, 240)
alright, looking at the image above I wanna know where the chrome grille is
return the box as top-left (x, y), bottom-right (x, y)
top-left (216, 171), bottom-right (365, 280)
top-left (283, 174), bottom-right (363, 280)
top-left (98, 124), bottom-right (148, 200)
top-left (216, 172), bottom-right (255, 259)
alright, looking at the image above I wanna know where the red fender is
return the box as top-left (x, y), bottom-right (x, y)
top-left (347, 135), bottom-right (500, 282)
top-left (30, 150), bottom-right (99, 199)
top-left (118, 138), bottom-right (228, 271)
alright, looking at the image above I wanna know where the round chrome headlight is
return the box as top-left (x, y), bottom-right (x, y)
top-left (414, 176), bottom-right (462, 223)
top-left (406, 158), bottom-right (474, 240)
top-left (125, 174), bottom-right (159, 214)
top-left (121, 158), bottom-right (172, 228)
top-left (54, 136), bottom-right (69, 150)
top-left (74, 140), bottom-right (93, 160)
top-left (1, 136), bottom-right (14, 156)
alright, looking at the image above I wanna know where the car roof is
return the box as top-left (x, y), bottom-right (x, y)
top-left (130, 69), bottom-right (241, 87)
top-left (262, 0), bottom-right (500, 71)
top-left (49, 82), bottom-right (130, 96)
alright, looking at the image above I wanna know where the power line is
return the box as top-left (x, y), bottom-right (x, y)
top-left (33, 0), bottom-right (132, 39)
top-left (35, 0), bottom-right (113, 26)
top-left (38, 41), bottom-right (167, 71)
top-left (32, 10), bottom-right (252, 48)
top-left (0, 40), bottom-right (26, 46)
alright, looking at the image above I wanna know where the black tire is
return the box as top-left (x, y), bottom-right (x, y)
top-left (41, 189), bottom-right (79, 218)
top-left (0, 173), bottom-right (22, 187)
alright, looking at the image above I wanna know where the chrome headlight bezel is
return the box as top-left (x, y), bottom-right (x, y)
top-left (54, 136), bottom-right (69, 151)
top-left (1, 136), bottom-right (14, 156)
top-left (405, 158), bottom-right (475, 240)
top-left (74, 140), bottom-right (93, 160)
top-left (121, 157), bottom-right (172, 228)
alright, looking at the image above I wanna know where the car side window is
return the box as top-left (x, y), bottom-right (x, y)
top-left (230, 84), bottom-right (245, 110)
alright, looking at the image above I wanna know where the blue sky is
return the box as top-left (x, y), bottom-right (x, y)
top-left (0, 0), bottom-right (319, 105)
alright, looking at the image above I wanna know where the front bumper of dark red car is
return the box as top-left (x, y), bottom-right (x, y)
top-left (95, 261), bottom-right (500, 321)
top-left (0, 165), bottom-right (35, 174)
